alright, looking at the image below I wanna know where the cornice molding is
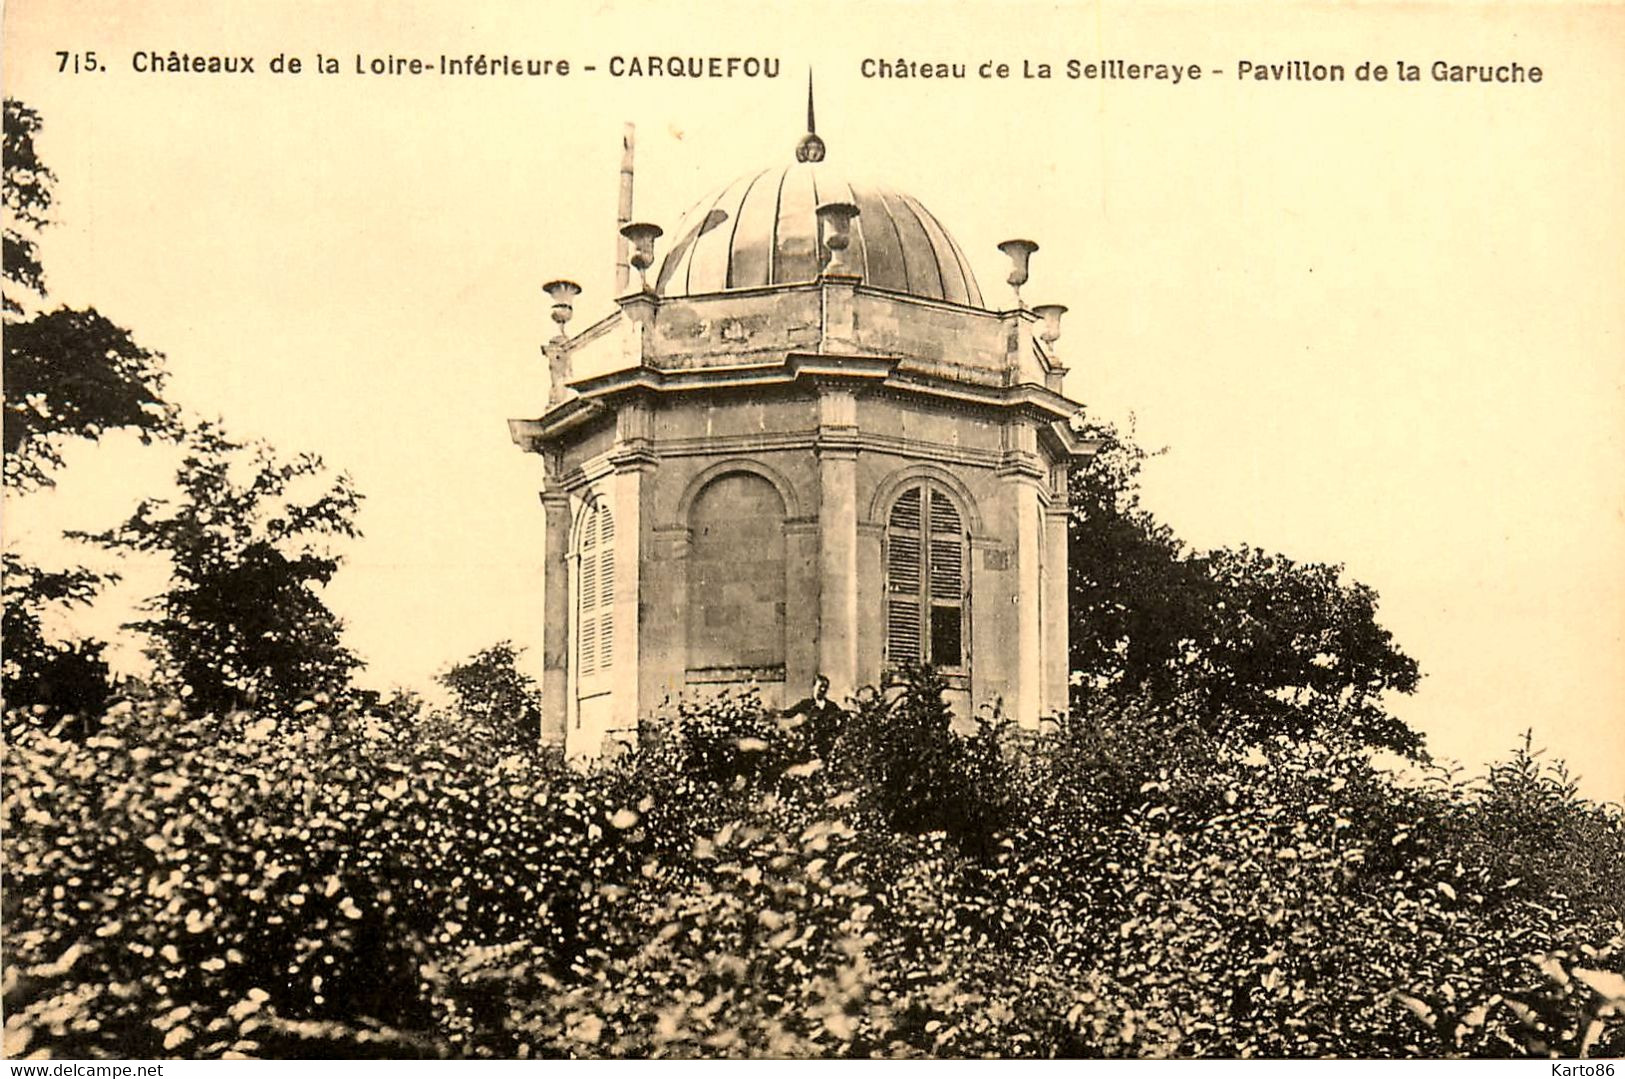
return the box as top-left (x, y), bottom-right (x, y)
top-left (607, 442), bottom-right (659, 472)
top-left (509, 353), bottom-right (1093, 453)
top-left (553, 425), bottom-right (1056, 494)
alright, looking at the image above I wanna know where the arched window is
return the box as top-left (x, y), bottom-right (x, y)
top-left (885, 483), bottom-right (967, 670)
top-left (575, 496), bottom-right (615, 681)
top-left (688, 472), bottom-right (786, 675)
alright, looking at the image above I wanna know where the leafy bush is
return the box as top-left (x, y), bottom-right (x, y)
top-left (434, 642), bottom-right (543, 749)
top-left (835, 665), bottom-right (1016, 860)
top-left (2, 557), bottom-right (118, 738)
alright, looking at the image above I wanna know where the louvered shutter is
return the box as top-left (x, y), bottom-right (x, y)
top-left (889, 529), bottom-right (922, 592)
top-left (598, 536), bottom-right (614, 669)
top-left (928, 535), bottom-right (961, 600)
top-left (887, 488), bottom-right (923, 664)
top-left (888, 598), bottom-right (922, 666)
top-left (579, 511), bottom-right (599, 676)
top-left (887, 484), bottom-right (967, 670)
top-left (892, 486), bottom-right (922, 531)
top-left (576, 498), bottom-right (616, 681)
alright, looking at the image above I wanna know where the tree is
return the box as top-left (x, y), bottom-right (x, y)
top-left (3, 99), bottom-right (179, 725)
top-left (1, 554), bottom-right (115, 731)
top-left (436, 640), bottom-right (543, 746)
top-left (4, 309), bottom-right (178, 490)
top-left (78, 423), bottom-right (363, 717)
top-left (1066, 421), bottom-right (1211, 709)
top-left (1068, 415), bottom-right (1422, 755)
top-left (3, 99), bottom-right (178, 489)
top-left (4, 99), bottom-right (52, 313)
top-left (1196, 544), bottom-right (1420, 752)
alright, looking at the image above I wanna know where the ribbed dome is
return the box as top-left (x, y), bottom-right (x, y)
top-left (655, 162), bottom-right (984, 307)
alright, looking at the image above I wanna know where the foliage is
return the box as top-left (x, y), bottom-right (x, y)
top-left (3, 98), bottom-right (180, 727)
top-left (74, 423), bottom-right (362, 718)
top-left (1068, 414), bottom-right (1421, 756)
top-left (4, 99), bottom-right (52, 311)
top-left (435, 642), bottom-right (543, 748)
top-left (1, 554), bottom-right (118, 733)
top-left (4, 309), bottom-right (179, 491)
top-left (3, 98), bottom-right (179, 489)
top-left (839, 665), bottom-right (1014, 858)
top-left (5, 673), bottom-right (1621, 1060)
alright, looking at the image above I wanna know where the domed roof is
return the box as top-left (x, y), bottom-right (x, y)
top-left (654, 161), bottom-right (985, 308)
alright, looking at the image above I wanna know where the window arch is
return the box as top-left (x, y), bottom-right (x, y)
top-left (885, 482), bottom-right (967, 670)
top-left (687, 472), bottom-right (787, 674)
top-left (575, 495), bottom-right (615, 682)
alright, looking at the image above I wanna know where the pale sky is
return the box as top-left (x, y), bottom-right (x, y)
top-left (5, 1), bottom-right (1622, 800)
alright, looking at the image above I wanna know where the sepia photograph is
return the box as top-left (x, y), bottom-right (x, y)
top-left (3, 0), bottom-right (1623, 1063)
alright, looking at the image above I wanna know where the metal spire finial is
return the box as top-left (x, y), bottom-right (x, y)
top-left (795, 70), bottom-right (826, 163)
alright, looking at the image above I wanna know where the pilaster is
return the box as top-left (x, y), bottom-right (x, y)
top-left (816, 385), bottom-right (860, 696)
top-left (1010, 481), bottom-right (1044, 729)
top-left (784, 518), bottom-right (822, 694)
top-left (607, 397), bottom-right (656, 748)
top-left (855, 520), bottom-right (885, 692)
top-left (539, 487), bottom-right (571, 748)
top-left (1043, 500), bottom-right (1072, 717)
top-left (818, 276), bottom-right (861, 354)
top-left (1000, 420), bottom-right (1047, 730)
top-left (644, 525), bottom-right (690, 713)
top-left (1003, 308), bottom-right (1047, 388)
top-left (544, 340), bottom-right (572, 407)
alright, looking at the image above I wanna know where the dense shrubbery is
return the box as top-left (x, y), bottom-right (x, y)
top-left (5, 673), bottom-right (1623, 1059)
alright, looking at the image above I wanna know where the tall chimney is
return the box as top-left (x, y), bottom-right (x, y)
top-left (615, 122), bottom-right (636, 294)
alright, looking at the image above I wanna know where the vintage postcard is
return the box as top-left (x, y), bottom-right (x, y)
top-left (3, 0), bottom-right (1622, 1063)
